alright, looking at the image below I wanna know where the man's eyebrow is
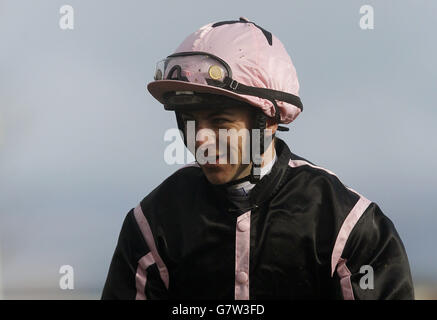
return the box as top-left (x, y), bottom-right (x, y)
top-left (206, 109), bottom-right (234, 118)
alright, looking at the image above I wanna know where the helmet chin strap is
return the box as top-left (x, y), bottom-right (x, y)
top-left (218, 147), bottom-right (277, 190)
top-left (249, 109), bottom-right (276, 183)
top-left (249, 146), bottom-right (274, 183)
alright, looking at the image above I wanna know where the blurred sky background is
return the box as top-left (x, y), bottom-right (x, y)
top-left (0, 0), bottom-right (436, 299)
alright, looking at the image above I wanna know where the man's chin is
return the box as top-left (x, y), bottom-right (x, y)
top-left (201, 165), bottom-right (232, 185)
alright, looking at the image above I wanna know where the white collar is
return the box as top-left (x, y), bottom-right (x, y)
top-left (226, 150), bottom-right (277, 197)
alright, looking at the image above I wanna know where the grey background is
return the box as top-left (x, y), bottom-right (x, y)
top-left (1, 0), bottom-right (436, 299)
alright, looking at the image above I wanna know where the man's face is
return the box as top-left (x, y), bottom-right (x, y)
top-left (180, 105), bottom-right (253, 185)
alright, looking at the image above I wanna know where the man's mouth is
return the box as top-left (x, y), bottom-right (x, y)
top-left (202, 154), bottom-right (225, 166)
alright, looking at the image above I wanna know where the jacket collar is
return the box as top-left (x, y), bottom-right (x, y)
top-left (248, 137), bottom-right (292, 206)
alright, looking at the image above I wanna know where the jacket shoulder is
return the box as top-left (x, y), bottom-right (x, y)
top-left (139, 163), bottom-right (204, 212)
top-left (286, 153), bottom-right (361, 205)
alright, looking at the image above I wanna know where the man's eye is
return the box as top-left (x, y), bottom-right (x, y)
top-left (213, 118), bottom-right (229, 124)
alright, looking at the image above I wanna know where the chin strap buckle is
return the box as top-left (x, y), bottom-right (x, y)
top-left (229, 79), bottom-right (239, 90)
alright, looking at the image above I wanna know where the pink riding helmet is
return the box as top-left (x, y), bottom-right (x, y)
top-left (147, 17), bottom-right (303, 125)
